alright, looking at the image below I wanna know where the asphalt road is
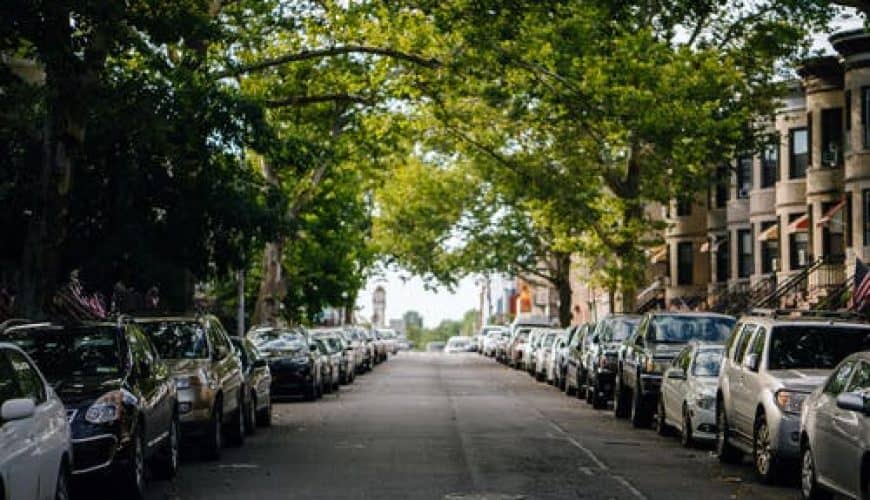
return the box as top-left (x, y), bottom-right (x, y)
top-left (143, 352), bottom-right (803, 500)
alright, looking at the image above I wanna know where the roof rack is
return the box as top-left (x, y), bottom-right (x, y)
top-left (748, 308), bottom-right (866, 321)
top-left (0, 318), bottom-right (32, 333)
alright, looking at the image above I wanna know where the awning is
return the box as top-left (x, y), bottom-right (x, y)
top-left (650, 245), bottom-right (668, 264)
top-left (758, 223), bottom-right (779, 242)
top-left (787, 214), bottom-right (809, 232)
top-left (816, 198), bottom-right (847, 227)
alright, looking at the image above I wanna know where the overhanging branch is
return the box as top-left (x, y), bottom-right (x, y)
top-left (265, 93), bottom-right (374, 107)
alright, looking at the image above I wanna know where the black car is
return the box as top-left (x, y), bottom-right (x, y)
top-left (229, 336), bottom-right (273, 431)
top-left (584, 315), bottom-right (640, 409)
top-left (614, 312), bottom-right (735, 428)
top-left (248, 326), bottom-right (323, 400)
top-left (2, 321), bottom-right (178, 499)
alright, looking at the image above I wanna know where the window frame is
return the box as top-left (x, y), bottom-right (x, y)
top-left (676, 241), bottom-right (694, 286)
top-left (736, 155), bottom-right (753, 198)
top-left (789, 127), bottom-right (809, 179)
top-left (737, 229), bottom-right (753, 278)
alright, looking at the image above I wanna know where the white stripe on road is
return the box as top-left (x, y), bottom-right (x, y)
top-left (613, 476), bottom-right (648, 500)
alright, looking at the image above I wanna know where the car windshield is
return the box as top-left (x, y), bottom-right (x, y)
top-left (250, 329), bottom-right (304, 346)
top-left (140, 321), bottom-right (208, 359)
top-left (516, 329), bottom-right (530, 341)
top-left (693, 349), bottom-right (723, 377)
top-left (5, 325), bottom-right (122, 381)
top-left (449, 340), bottom-right (468, 348)
top-left (599, 317), bottom-right (640, 342)
top-left (651, 316), bottom-right (734, 343)
top-left (324, 337), bottom-right (343, 352)
top-left (541, 333), bottom-right (557, 348)
top-left (768, 325), bottom-right (870, 370)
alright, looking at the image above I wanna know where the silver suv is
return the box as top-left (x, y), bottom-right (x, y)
top-left (715, 314), bottom-right (870, 483)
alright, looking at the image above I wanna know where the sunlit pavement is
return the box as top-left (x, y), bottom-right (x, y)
top-left (141, 352), bottom-right (800, 500)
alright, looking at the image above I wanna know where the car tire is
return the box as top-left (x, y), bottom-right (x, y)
top-left (122, 430), bottom-right (146, 500)
top-left (680, 405), bottom-right (693, 448)
top-left (153, 416), bottom-right (179, 479)
top-left (227, 398), bottom-right (245, 447)
top-left (245, 393), bottom-right (257, 435)
top-left (614, 375), bottom-right (631, 419)
top-left (754, 415), bottom-right (780, 484)
top-left (715, 404), bottom-right (742, 464)
top-left (655, 396), bottom-right (670, 436)
top-left (801, 445), bottom-right (831, 500)
top-left (55, 461), bottom-right (70, 500)
top-left (630, 379), bottom-right (651, 428)
top-left (256, 395), bottom-right (272, 427)
top-left (591, 382), bottom-right (607, 410)
top-left (203, 405), bottom-right (223, 461)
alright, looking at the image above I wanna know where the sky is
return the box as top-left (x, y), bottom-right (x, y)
top-left (355, 270), bottom-right (480, 328)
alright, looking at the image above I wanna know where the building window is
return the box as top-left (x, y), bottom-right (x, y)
top-left (677, 242), bottom-right (693, 286)
top-left (863, 87), bottom-right (870, 148)
top-left (761, 142), bottom-right (779, 188)
top-left (738, 229), bottom-right (753, 278)
top-left (716, 239), bottom-right (729, 283)
top-left (737, 156), bottom-right (752, 198)
top-left (789, 226), bottom-right (808, 270)
top-left (760, 221), bottom-right (778, 274)
top-left (864, 189), bottom-right (870, 246)
top-left (821, 108), bottom-right (844, 168)
top-left (676, 198), bottom-right (691, 217)
top-left (715, 163), bottom-right (728, 208)
top-left (790, 128), bottom-right (808, 178)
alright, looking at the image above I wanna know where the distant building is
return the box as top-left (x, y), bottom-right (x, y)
top-left (372, 286), bottom-right (386, 327)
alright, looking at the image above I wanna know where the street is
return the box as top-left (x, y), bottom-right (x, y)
top-left (144, 353), bottom-right (801, 500)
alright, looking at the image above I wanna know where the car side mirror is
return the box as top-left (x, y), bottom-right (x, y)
top-left (1, 398), bottom-right (35, 422)
top-left (746, 353), bottom-right (759, 372)
top-left (309, 344), bottom-right (318, 352)
top-left (836, 392), bottom-right (870, 415)
top-left (667, 369), bottom-right (686, 380)
top-left (253, 358), bottom-right (267, 368)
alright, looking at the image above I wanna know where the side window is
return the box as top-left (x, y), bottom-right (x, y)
top-left (0, 351), bottom-right (24, 408)
top-left (128, 328), bottom-right (155, 377)
top-left (847, 362), bottom-right (870, 392)
top-left (746, 328), bottom-right (767, 367)
top-left (731, 324), bottom-right (755, 363)
top-left (681, 349), bottom-right (693, 372)
top-left (825, 360), bottom-right (856, 395)
top-left (7, 351), bottom-right (46, 404)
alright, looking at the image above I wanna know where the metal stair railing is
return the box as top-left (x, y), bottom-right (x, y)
top-left (753, 257), bottom-right (825, 310)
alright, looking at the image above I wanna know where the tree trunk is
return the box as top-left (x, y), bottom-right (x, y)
top-left (553, 251), bottom-right (573, 327)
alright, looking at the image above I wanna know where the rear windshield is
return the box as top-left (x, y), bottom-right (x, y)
top-left (140, 321), bottom-right (208, 359)
top-left (249, 328), bottom-right (305, 346)
top-left (693, 349), bottom-right (724, 377)
top-left (651, 316), bottom-right (734, 343)
top-left (599, 317), bottom-right (640, 342)
top-left (5, 326), bottom-right (122, 381)
top-left (768, 325), bottom-right (870, 370)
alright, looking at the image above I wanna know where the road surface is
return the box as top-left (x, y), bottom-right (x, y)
top-left (144, 352), bottom-right (800, 500)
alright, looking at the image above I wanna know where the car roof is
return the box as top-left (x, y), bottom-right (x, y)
top-left (739, 314), bottom-right (870, 329)
top-left (843, 351), bottom-right (870, 363)
top-left (648, 312), bottom-right (734, 320)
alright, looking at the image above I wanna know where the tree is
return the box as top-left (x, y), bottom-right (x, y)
top-left (403, 310), bottom-right (424, 329)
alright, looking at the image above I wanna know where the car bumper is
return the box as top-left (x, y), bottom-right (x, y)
top-left (176, 387), bottom-right (214, 424)
top-left (769, 412), bottom-right (802, 459)
top-left (688, 406), bottom-right (717, 441)
top-left (592, 370), bottom-right (615, 397)
top-left (71, 433), bottom-right (125, 475)
top-left (640, 373), bottom-right (662, 395)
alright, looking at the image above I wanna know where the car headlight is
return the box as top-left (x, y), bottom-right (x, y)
top-left (645, 358), bottom-right (655, 373)
top-left (775, 390), bottom-right (808, 414)
top-left (85, 389), bottom-right (137, 424)
top-left (695, 395), bottom-right (715, 410)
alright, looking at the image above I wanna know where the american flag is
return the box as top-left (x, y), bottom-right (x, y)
top-left (852, 258), bottom-right (870, 312)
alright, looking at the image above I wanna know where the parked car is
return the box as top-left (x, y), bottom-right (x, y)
top-left (375, 328), bottom-right (399, 355)
top-left (312, 329), bottom-right (355, 385)
top-left (523, 329), bottom-right (546, 375)
top-left (369, 329), bottom-right (388, 363)
top-left (3, 321), bottom-right (179, 498)
top-left (445, 336), bottom-right (474, 353)
top-left (313, 337), bottom-right (341, 392)
top-left (584, 316), bottom-right (641, 408)
top-left (341, 327), bottom-right (369, 373)
top-left (800, 350), bottom-right (870, 500)
top-left (0, 342), bottom-right (72, 500)
top-left (615, 312), bottom-right (734, 428)
top-left (564, 323), bottom-right (593, 396)
top-left (249, 326), bottom-right (323, 400)
top-left (138, 316), bottom-right (246, 458)
top-left (508, 327), bottom-right (532, 369)
top-left (716, 315), bottom-right (870, 483)
top-left (657, 342), bottom-right (724, 447)
top-left (548, 331), bottom-right (570, 387)
top-left (482, 326), bottom-right (508, 357)
top-left (534, 329), bottom-right (559, 381)
top-left (426, 341), bottom-right (446, 352)
top-left (229, 336), bottom-right (273, 431)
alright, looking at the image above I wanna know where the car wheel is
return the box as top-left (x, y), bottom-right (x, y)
top-left (226, 397), bottom-right (245, 447)
top-left (55, 461), bottom-right (70, 500)
top-left (614, 375), bottom-right (631, 419)
top-left (715, 404), bottom-right (741, 463)
top-left (680, 405), bottom-right (693, 448)
top-left (655, 396), bottom-right (670, 436)
top-left (754, 416), bottom-right (779, 483)
top-left (565, 372), bottom-right (576, 396)
top-left (801, 445), bottom-right (831, 500)
top-left (203, 405), bottom-right (222, 461)
top-left (122, 431), bottom-right (146, 500)
top-left (153, 416), bottom-right (179, 479)
top-left (630, 379), bottom-right (651, 428)
top-left (256, 394), bottom-right (272, 427)
top-left (245, 393), bottom-right (257, 435)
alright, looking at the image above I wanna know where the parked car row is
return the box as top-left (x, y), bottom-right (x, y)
top-left (479, 311), bottom-right (870, 500)
top-left (0, 316), bottom-right (393, 500)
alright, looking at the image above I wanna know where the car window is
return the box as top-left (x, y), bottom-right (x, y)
top-left (650, 316), bottom-right (735, 343)
top-left (846, 362), bottom-right (870, 392)
top-left (6, 350), bottom-right (46, 404)
top-left (141, 321), bottom-right (209, 359)
top-left (693, 349), bottom-right (723, 377)
top-left (680, 348), bottom-right (692, 372)
top-left (231, 339), bottom-right (249, 367)
top-left (128, 328), bottom-right (156, 378)
top-left (0, 350), bottom-right (24, 409)
top-left (768, 325), bottom-right (870, 370)
top-left (732, 324), bottom-right (756, 364)
top-left (599, 317), bottom-right (640, 343)
top-left (825, 360), bottom-right (856, 395)
top-left (672, 346), bottom-right (691, 368)
top-left (745, 328), bottom-right (767, 367)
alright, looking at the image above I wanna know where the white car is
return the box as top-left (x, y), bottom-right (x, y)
top-left (0, 342), bottom-right (72, 500)
top-left (444, 336), bottom-right (473, 353)
top-left (656, 341), bottom-right (723, 447)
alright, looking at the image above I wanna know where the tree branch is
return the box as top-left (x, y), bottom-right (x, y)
top-left (265, 93), bottom-right (374, 107)
top-left (215, 45), bottom-right (440, 78)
